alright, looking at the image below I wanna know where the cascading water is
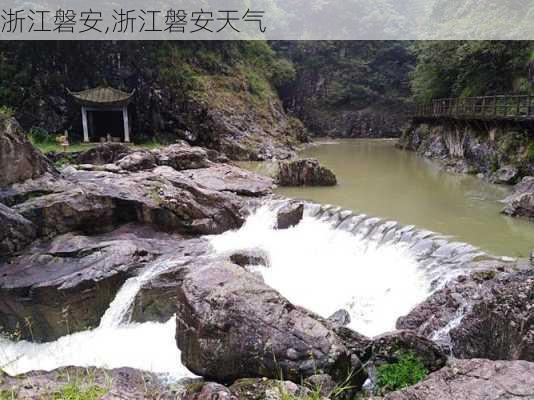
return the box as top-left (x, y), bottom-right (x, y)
top-left (0, 200), bottom-right (496, 377)
top-left (209, 202), bottom-right (493, 336)
top-left (0, 257), bottom-right (194, 378)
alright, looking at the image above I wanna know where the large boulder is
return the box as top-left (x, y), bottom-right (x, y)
top-left (154, 142), bottom-right (213, 170)
top-left (0, 116), bottom-right (56, 187)
top-left (492, 165), bottom-right (519, 185)
top-left (276, 202), bottom-right (304, 229)
top-left (229, 378), bottom-right (311, 400)
top-left (276, 159), bottom-right (337, 186)
top-left (182, 164), bottom-right (273, 197)
top-left (0, 202), bottom-right (36, 257)
top-left (502, 176), bottom-right (534, 218)
top-left (175, 261), bottom-right (366, 387)
top-left (0, 225), bottom-right (193, 341)
top-left (449, 273), bottom-right (534, 360)
top-left (397, 264), bottom-right (534, 361)
top-left (335, 327), bottom-right (445, 374)
top-left (385, 359), bottom-right (534, 400)
top-left (11, 166), bottom-right (246, 239)
top-left (47, 143), bottom-right (132, 166)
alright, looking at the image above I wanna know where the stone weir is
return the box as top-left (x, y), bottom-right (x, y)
top-left (304, 202), bottom-right (505, 273)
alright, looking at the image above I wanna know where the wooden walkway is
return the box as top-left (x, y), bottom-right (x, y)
top-left (415, 95), bottom-right (534, 121)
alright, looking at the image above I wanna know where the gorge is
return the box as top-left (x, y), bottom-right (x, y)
top-left (1, 40), bottom-right (534, 399)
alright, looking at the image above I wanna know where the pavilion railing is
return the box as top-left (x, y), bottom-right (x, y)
top-left (415, 95), bottom-right (534, 119)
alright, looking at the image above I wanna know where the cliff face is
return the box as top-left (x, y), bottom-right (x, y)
top-left (0, 42), bottom-right (305, 161)
top-left (276, 41), bottom-right (415, 138)
top-left (399, 122), bottom-right (534, 184)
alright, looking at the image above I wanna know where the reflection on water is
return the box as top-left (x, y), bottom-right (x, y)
top-left (248, 139), bottom-right (534, 257)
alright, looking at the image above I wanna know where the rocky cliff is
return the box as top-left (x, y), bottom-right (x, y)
top-left (0, 41), bottom-right (305, 161)
top-left (399, 122), bottom-right (534, 185)
top-left (276, 41), bottom-right (415, 138)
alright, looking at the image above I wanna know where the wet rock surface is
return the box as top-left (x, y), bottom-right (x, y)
top-left (0, 225), bottom-right (190, 341)
top-left (502, 176), bottom-right (534, 219)
top-left (370, 330), bottom-right (447, 372)
top-left (9, 165), bottom-right (248, 240)
top-left (182, 164), bottom-right (273, 197)
top-left (47, 143), bottom-right (132, 165)
top-left (175, 260), bottom-right (366, 387)
top-left (276, 201), bottom-right (304, 229)
top-left (0, 202), bottom-right (36, 257)
top-left (277, 158), bottom-right (337, 186)
top-left (0, 115), bottom-right (56, 187)
top-left (0, 366), bottom-right (181, 399)
top-left (384, 359), bottom-right (534, 400)
top-left (397, 263), bottom-right (534, 361)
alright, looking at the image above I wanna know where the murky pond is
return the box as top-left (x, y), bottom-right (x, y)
top-left (248, 139), bottom-right (534, 257)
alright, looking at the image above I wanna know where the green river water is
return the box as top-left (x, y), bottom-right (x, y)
top-left (248, 139), bottom-right (534, 258)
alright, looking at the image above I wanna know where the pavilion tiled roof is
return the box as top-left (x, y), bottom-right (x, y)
top-left (68, 87), bottom-right (135, 107)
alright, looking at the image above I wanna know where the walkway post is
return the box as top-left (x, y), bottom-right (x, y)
top-left (122, 106), bottom-right (130, 143)
top-left (81, 106), bottom-right (89, 143)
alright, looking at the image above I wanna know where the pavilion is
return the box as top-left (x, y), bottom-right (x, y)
top-left (68, 87), bottom-right (135, 143)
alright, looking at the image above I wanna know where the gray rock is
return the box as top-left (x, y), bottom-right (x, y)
top-left (116, 150), bottom-right (157, 171)
top-left (327, 309), bottom-right (351, 327)
top-left (276, 202), bottom-right (304, 229)
top-left (182, 164), bottom-right (273, 197)
top-left (0, 202), bottom-right (36, 257)
top-left (229, 249), bottom-right (270, 267)
top-left (0, 366), bottom-right (179, 399)
top-left (370, 330), bottom-right (446, 372)
top-left (304, 374), bottom-right (336, 398)
top-left (0, 116), bottom-right (56, 187)
top-left (493, 165), bottom-right (519, 184)
top-left (229, 378), bottom-right (311, 400)
top-left (12, 166), bottom-right (246, 238)
top-left (185, 382), bottom-right (234, 400)
top-left (0, 225), bottom-right (194, 341)
top-left (397, 263), bottom-right (534, 361)
top-left (175, 261), bottom-right (366, 387)
top-left (384, 359), bottom-right (534, 400)
top-left (276, 159), bottom-right (337, 186)
top-left (502, 176), bottom-right (534, 218)
top-left (154, 142), bottom-right (212, 171)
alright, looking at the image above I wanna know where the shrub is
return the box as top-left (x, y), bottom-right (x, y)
top-left (376, 351), bottom-right (428, 394)
top-left (28, 127), bottom-right (53, 144)
top-left (52, 382), bottom-right (106, 400)
top-left (0, 106), bottom-right (14, 118)
top-left (526, 142), bottom-right (534, 163)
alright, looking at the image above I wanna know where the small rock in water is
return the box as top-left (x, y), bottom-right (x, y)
top-left (327, 309), bottom-right (351, 327)
top-left (276, 158), bottom-right (337, 186)
top-left (276, 202), bottom-right (304, 229)
top-left (229, 248), bottom-right (270, 267)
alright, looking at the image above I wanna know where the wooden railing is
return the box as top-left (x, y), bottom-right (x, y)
top-left (415, 95), bottom-right (534, 119)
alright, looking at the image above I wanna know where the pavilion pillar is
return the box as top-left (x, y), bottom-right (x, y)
top-left (122, 106), bottom-right (130, 143)
top-left (81, 106), bottom-right (89, 143)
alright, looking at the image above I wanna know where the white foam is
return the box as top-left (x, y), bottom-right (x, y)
top-left (209, 206), bottom-right (431, 336)
top-left (0, 319), bottom-right (191, 378)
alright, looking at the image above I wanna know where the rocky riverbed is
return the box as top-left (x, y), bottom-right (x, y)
top-left (1, 114), bottom-right (534, 399)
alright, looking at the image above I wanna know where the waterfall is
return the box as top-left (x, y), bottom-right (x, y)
top-left (0, 200), bottom-right (497, 377)
top-left (0, 257), bottom-right (195, 379)
top-left (99, 257), bottom-right (180, 328)
top-left (209, 202), bottom-right (495, 337)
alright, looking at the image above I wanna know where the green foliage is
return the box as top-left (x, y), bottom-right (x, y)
top-left (28, 127), bottom-right (54, 144)
top-left (376, 352), bottom-right (428, 394)
top-left (0, 106), bottom-right (14, 118)
top-left (411, 41), bottom-right (533, 102)
top-left (52, 382), bottom-right (106, 400)
top-left (0, 389), bottom-right (15, 400)
top-left (526, 142), bottom-right (534, 162)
